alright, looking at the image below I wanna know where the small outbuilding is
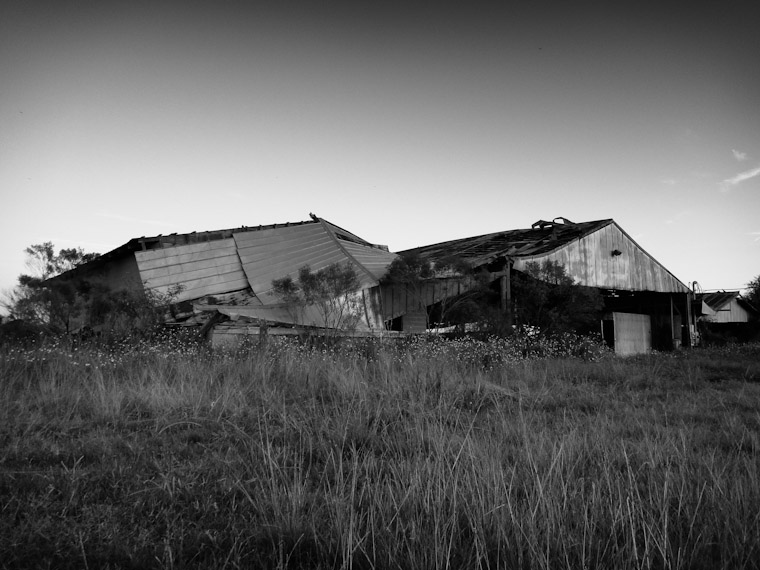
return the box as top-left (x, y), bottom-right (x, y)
top-left (696, 291), bottom-right (759, 324)
top-left (695, 291), bottom-right (760, 344)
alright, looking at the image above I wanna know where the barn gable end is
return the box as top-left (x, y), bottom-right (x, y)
top-left (513, 221), bottom-right (689, 293)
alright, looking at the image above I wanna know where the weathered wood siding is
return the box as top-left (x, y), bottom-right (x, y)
top-left (95, 254), bottom-right (143, 293)
top-left (513, 223), bottom-right (688, 293)
top-left (362, 286), bottom-right (386, 329)
top-left (380, 278), bottom-right (475, 322)
top-left (135, 239), bottom-right (249, 302)
top-left (401, 311), bottom-right (427, 333)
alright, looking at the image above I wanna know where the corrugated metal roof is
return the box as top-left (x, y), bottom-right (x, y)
top-left (233, 216), bottom-right (398, 304)
top-left (400, 219), bottom-right (614, 267)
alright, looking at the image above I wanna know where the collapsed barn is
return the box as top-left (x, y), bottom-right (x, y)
top-left (47, 215), bottom-right (397, 341)
top-left (48, 214), bottom-right (694, 355)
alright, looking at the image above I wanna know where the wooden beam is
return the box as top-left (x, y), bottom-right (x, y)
top-left (500, 258), bottom-right (513, 328)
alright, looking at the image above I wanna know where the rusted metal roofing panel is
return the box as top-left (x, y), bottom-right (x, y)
top-left (338, 240), bottom-right (398, 283)
top-left (205, 303), bottom-right (326, 328)
top-left (320, 219), bottom-right (380, 248)
top-left (401, 219), bottom-right (614, 267)
top-left (196, 288), bottom-right (382, 332)
top-left (232, 220), bottom-right (395, 305)
top-left (135, 239), bottom-right (249, 302)
top-left (234, 224), bottom-right (345, 304)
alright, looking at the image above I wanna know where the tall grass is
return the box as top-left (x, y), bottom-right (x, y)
top-left (1, 336), bottom-right (759, 569)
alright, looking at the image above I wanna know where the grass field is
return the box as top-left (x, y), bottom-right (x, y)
top-left (1, 334), bottom-right (759, 569)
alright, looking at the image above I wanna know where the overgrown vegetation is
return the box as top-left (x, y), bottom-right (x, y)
top-left (381, 252), bottom-right (437, 329)
top-left (272, 262), bottom-right (364, 333)
top-left (382, 254), bottom-right (604, 338)
top-left (513, 260), bottom-right (604, 335)
top-left (1, 334), bottom-right (759, 569)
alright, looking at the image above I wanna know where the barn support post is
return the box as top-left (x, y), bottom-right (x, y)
top-left (258, 319), bottom-right (268, 350)
top-left (669, 294), bottom-right (684, 349)
top-left (684, 291), bottom-right (693, 348)
top-left (500, 258), bottom-right (513, 328)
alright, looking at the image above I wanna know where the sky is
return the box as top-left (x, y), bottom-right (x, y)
top-left (2, 1), bottom-right (759, 312)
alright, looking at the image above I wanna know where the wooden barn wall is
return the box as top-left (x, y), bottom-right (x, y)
top-left (135, 239), bottom-right (249, 302)
top-left (362, 287), bottom-right (386, 330)
top-left (401, 311), bottom-right (427, 333)
top-left (234, 224), bottom-right (349, 304)
top-left (97, 254), bottom-right (143, 293)
top-left (71, 254), bottom-right (144, 296)
top-left (380, 278), bottom-right (476, 322)
top-left (709, 300), bottom-right (751, 323)
top-left (513, 223), bottom-right (688, 293)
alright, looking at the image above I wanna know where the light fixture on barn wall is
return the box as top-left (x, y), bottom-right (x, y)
top-left (611, 249), bottom-right (622, 256)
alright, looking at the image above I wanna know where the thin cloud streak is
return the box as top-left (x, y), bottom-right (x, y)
top-left (665, 210), bottom-right (690, 225)
top-left (720, 165), bottom-right (760, 192)
top-left (96, 212), bottom-right (173, 227)
top-left (732, 149), bottom-right (748, 161)
top-left (48, 237), bottom-right (117, 250)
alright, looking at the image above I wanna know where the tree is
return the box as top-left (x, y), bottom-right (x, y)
top-left (271, 262), bottom-right (364, 333)
top-left (381, 252), bottom-right (436, 329)
top-left (21, 242), bottom-right (99, 281)
top-left (423, 256), bottom-right (501, 332)
top-left (746, 274), bottom-right (760, 312)
top-left (1, 242), bottom-right (99, 332)
top-left (512, 260), bottom-right (603, 335)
